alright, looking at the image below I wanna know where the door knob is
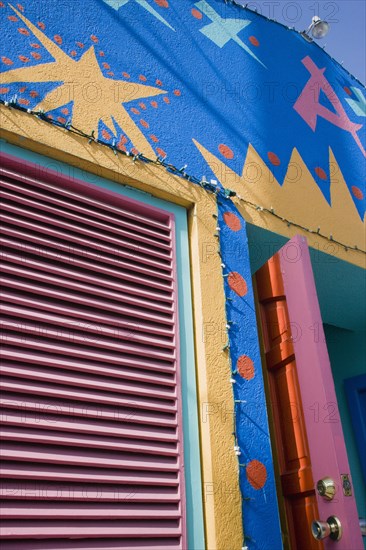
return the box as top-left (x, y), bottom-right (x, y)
top-left (316, 477), bottom-right (336, 500)
top-left (311, 516), bottom-right (342, 541)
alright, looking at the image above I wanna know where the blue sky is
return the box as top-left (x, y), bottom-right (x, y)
top-left (237, 0), bottom-right (366, 84)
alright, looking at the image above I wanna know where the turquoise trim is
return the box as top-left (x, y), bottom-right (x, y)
top-left (0, 140), bottom-right (205, 550)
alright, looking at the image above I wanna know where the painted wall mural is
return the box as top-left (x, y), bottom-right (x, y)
top-left (1, 1), bottom-right (365, 548)
top-left (217, 199), bottom-right (283, 549)
top-left (1, 0), bottom-right (365, 224)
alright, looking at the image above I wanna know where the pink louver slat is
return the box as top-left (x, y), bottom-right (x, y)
top-left (0, 540), bottom-right (182, 550)
top-left (1, 235), bottom-right (174, 289)
top-left (1, 198), bottom-right (173, 252)
top-left (1, 502), bottom-right (182, 519)
top-left (0, 153), bottom-right (186, 549)
top-left (0, 392), bottom-right (177, 426)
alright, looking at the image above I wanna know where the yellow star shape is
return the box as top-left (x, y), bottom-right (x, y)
top-left (1, 4), bottom-right (167, 156)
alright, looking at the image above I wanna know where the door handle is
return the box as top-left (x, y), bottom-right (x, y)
top-left (311, 516), bottom-right (342, 541)
top-left (316, 477), bottom-right (336, 500)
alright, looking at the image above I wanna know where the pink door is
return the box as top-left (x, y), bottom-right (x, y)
top-left (255, 235), bottom-right (363, 549)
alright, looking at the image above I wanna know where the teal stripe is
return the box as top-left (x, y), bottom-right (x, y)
top-left (0, 140), bottom-right (205, 550)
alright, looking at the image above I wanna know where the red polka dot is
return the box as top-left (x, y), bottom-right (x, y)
top-left (351, 186), bottom-right (364, 200)
top-left (76, 42), bottom-right (84, 48)
top-left (228, 272), bottom-right (248, 297)
top-left (54, 35), bottom-right (62, 45)
top-left (102, 129), bottom-right (111, 140)
top-left (29, 90), bottom-right (38, 97)
top-left (315, 167), bottom-right (327, 180)
top-left (19, 86), bottom-right (27, 92)
top-left (223, 212), bottom-right (241, 231)
top-left (99, 51), bottom-right (105, 57)
top-left (237, 355), bottom-right (255, 380)
top-left (139, 74), bottom-right (147, 82)
top-left (156, 147), bottom-right (167, 157)
top-left (246, 460), bottom-right (267, 490)
top-left (139, 102), bottom-right (147, 110)
top-left (8, 15), bottom-right (18, 21)
top-left (154, 0), bottom-right (168, 7)
top-left (31, 52), bottom-right (41, 60)
top-left (119, 135), bottom-right (127, 145)
top-left (344, 86), bottom-right (352, 96)
top-left (0, 2), bottom-right (5, 7)
top-left (17, 3), bottom-right (24, 11)
top-left (122, 72), bottom-right (130, 78)
top-left (31, 43), bottom-right (40, 49)
top-left (18, 55), bottom-right (29, 63)
top-left (163, 97), bottom-right (170, 104)
top-left (107, 71), bottom-right (114, 76)
top-left (18, 28), bottom-right (30, 35)
top-left (173, 89), bottom-right (181, 96)
top-left (37, 22), bottom-right (45, 30)
top-left (61, 107), bottom-right (69, 115)
top-left (268, 151), bottom-right (281, 166)
top-left (1, 57), bottom-right (13, 66)
top-left (140, 119), bottom-right (149, 129)
top-left (131, 108), bottom-right (140, 115)
top-left (218, 143), bottom-right (234, 159)
top-left (57, 117), bottom-right (66, 124)
top-left (156, 79), bottom-right (163, 86)
top-left (191, 8), bottom-right (203, 19)
top-left (150, 135), bottom-right (159, 143)
top-left (117, 143), bottom-right (126, 152)
top-left (131, 147), bottom-right (139, 155)
top-left (249, 36), bottom-right (259, 47)
top-left (18, 98), bottom-right (30, 105)
top-left (0, 87), bottom-right (9, 93)
top-left (102, 62), bottom-right (110, 69)
top-left (91, 35), bottom-right (98, 43)
top-left (70, 50), bottom-right (77, 57)
top-left (47, 114), bottom-right (53, 120)
top-left (151, 101), bottom-right (158, 108)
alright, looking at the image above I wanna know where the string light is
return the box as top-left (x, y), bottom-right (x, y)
top-left (235, 193), bottom-right (365, 254)
top-left (213, 197), bottom-right (255, 547)
top-left (1, 98), bottom-right (364, 255)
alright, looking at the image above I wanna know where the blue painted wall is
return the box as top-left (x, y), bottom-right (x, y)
top-left (217, 200), bottom-right (283, 549)
top-left (0, 0), bottom-right (365, 216)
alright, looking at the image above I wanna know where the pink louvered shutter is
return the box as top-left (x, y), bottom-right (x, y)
top-left (0, 153), bottom-right (186, 550)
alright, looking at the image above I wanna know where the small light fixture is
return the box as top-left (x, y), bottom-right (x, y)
top-left (309, 16), bottom-right (330, 38)
top-left (306, 15), bottom-right (330, 40)
top-left (301, 16), bottom-right (330, 42)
